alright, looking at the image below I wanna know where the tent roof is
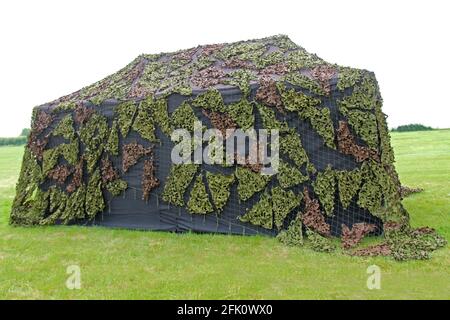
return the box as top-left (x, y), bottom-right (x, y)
top-left (47, 35), bottom-right (353, 107)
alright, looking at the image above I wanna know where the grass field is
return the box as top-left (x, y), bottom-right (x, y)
top-left (0, 130), bottom-right (449, 299)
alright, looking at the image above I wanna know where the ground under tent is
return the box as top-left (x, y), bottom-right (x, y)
top-left (14, 35), bottom-right (434, 256)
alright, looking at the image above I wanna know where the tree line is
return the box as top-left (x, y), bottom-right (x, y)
top-left (391, 124), bottom-right (433, 132)
top-left (0, 128), bottom-right (29, 146)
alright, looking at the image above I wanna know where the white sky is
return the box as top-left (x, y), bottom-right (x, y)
top-left (0, 0), bottom-right (449, 136)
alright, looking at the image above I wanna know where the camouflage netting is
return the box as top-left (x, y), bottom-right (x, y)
top-left (11, 35), bottom-right (445, 260)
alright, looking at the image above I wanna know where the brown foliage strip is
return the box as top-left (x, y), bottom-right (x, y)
top-left (122, 142), bottom-right (152, 173)
top-left (100, 158), bottom-right (119, 184)
top-left (337, 121), bottom-right (379, 162)
top-left (200, 44), bottom-right (224, 57)
top-left (349, 222), bottom-right (445, 258)
top-left (202, 110), bottom-right (236, 139)
top-left (234, 142), bottom-right (263, 173)
top-left (66, 158), bottom-right (83, 193)
top-left (28, 134), bottom-right (50, 161)
top-left (222, 57), bottom-right (254, 69)
top-left (348, 221), bottom-right (409, 257)
top-left (47, 164), bottom-right (73, 185)
top-left (142, 157), bottom-right (160, 201)
top-left (28, 111), bottom-right (53, 160)
top-left (383, 221), bottom-right (404, 232)
top-left (259, 63), bottom-right (289, 76)
top-left (172, 47), bottom-right (197, 61)
top-left (32, 110), bottom-right (53, 134)
top-left (255, 77), bottom-right (283, 113)
top-left (301, 188), bottom-right (331, 236)
top-left (126, 59), bottom-right (149, 98)
top-left (410, 226), bottom-right (437, 236)
top-left (350, 243), bottom-right (391, 257)
top-left (129, 82), bottom-right (151, 99)
top-left (74, 103), bottom-right (95, 125)
top-left (382, 221), bottom-right (436, 236)
top-left (202, 108), bottom-right (262, 172)
top-left (310, 65), bottom-right (337, 94)
top-left (239, 160), bottom-right (263, 173)
top-left (127, 58), bottom-right (147, 81)
top-left (191, 66), bottom-right (226, 88)
top-left (341, 222), bottom-right (377, 249)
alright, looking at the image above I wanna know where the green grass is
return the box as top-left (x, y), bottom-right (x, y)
top-left (0, 130), bottom-right (449, 300)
